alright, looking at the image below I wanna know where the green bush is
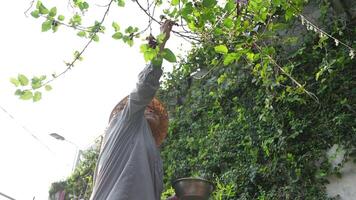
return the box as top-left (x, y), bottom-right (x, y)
top-left (49, 146), bottom-right (99, 200)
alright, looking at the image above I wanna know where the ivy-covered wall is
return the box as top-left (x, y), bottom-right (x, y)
top-left (158, 0), bottom-right (355, 199)
top-left (49, 145), bottom-right (99, 200)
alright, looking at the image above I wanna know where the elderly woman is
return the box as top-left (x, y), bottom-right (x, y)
top-left (89, 20), bottom-right (178, 200)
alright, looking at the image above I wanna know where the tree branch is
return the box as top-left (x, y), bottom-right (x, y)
top-left (135, 0), bottom-right (201, 42)
top-left (254, 42), bottom-right (320, 104)
top-left (41, 0), bottom-right (115, 88)
top-left (24, 0), bottom-right (35, 17)
top-left (40, 15), bottom-right (93, 32)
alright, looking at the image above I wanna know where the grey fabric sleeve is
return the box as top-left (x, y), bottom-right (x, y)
top-left (121, 63), bottom-right (163, 121)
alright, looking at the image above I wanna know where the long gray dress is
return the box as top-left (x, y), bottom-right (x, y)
top-left (90, 64), bottom-right (164, 200)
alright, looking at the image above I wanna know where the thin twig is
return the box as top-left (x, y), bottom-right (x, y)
top-left (137, 0), bottom-right (158, 35)
top-left (193, 57), bottom-right (223, 80)
top-left (67, 0), bottom-right (76, 13)
top-left (174, 31), bottom-right (202, 42)
top-left (43, 35), bottom-right (94, 86)
top-left (135, 0), bottom-right (161, 24)
top-left (298, 13), bottom-right (355, 52)
top-left (56, 21), bottom-right (91, 32)
top-left (95, 2), bottom-right (111, 7)
top-left (24, 0), bottom-right (35, 17)
top-left (287, 1), bottom-right (355, 53)
top-left (201, 8), bottom-right (236, 42)
top-left (178, 0), bottom-right (190, 33)
top-left (38, 15), bottom-right (92, 32)
top-left (253, 42), bottom-right (320, 104)
top-left (41, 0), bottom-right (115, 87)
top-left (146, 0), bottom-right (151, 34)
top-left (135, 0), bottom-right (201, 42)
top-left (150, 1), bottom-right (158, 33)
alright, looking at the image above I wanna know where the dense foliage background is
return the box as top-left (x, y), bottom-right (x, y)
top-left (49, 146), bottom-right (99, 199)
top-left (46, 0), bottom-right (355, 199)
top-left (158, 0), bottom-right (356, 199)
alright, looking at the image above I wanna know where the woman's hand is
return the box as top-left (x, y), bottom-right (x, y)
top-left (159, 20), bottom-right (175, 52)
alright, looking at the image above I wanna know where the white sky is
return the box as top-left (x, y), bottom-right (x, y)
top-left (0, 0), bottom-right (188, 199)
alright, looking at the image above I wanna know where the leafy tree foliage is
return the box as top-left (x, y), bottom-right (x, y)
top-left (49, 146), bottom-right (99, 199)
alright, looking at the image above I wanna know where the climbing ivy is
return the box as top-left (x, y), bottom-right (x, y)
top-left (45, 0), bottom-right (356, 199)
top-left (158, 1), bottom-right (355, 199)
top-left (49, 146), bottom-right (99, 200)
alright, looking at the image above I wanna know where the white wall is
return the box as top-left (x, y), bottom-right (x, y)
top-left (326, 145), bottom-right (356, 200)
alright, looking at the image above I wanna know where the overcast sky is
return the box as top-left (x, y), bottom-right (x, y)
top-left (0, 0), bottom-right (187, 199)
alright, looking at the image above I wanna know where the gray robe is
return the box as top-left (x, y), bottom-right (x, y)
top-left (90, 64), bottom-right (164, 200)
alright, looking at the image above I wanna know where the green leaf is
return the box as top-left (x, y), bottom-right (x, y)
top-left (117, 0), bottom-right (125, 7)
top-left (18, 74), bottom-right (29, 86)
top-left (125, 26), bottom-right (134, 34)
top-left (36, 1), bottom-right (42, 9)
top-left (10, 78), bottom-right (20, 87)
top-left (201, 11), bottom-right (215, 23)
top-left (162, 48), bottom-right (177, 62)
top-left (49, 7), bottom-right (57, 17)
top-left (213, 28), bottom-right (223, 35)
top-left (140, 44), bottom-right (148, 52)
top-left (79, 2), bottom-right (89, 10)
top-left (127, 39), bottom-right (134, 47)
top-left (223, 18), bottom-right (234, 28)
top-left (269, 22), bottom-right (288, 31)
top-left (31, 10), bottom-right (40, 18)
top-left (152, 56), bottom-right (163, 68)
top-left (15, 89), bottom-right (22, 96)
top-left (246, 52), bottom-right (255, 61)
top-left (45, 85), bottom-right (52, 91)
top-left (112, 22), bottom-right (120, 32)
top-left (157, 33), bottom-right (166, 44)
top-left (58, 15), bottom-right (65, 21)
top-left (52, 23), bottom-right (59, 32)
top-left (20, 90), bottom-right (33, 100)
top-left (84, 2), bottom-right (89, 9)
top-left (214, 45), bottom-right (228, 54)
top-left (181, 3), bottom-right (193, 18)
top-left (217, 73), bottom-right (227, 85)
top-left (74, 51), bottom-right (83, 61)
top-left (92, 34), bottom-right (99, 42)
top-left (38, 3), bottom-right (49, 14)
top-left (77, 31), bottom-right (86, 37)
top-left (171, 0), bottom-right (179, 6)
top-left (40, 75), bottom-right (46, 80)
top-left (224, 0), bottom-right (235, 12)
top-left (70, 14), bottom-right (82, 25)
top-left (202, 0), bottom-right (217, 8)
top-left (140, 44), bottom-right (158, 62)
top-left (144, 51), bottom-right (157, 61)
top-left (42, 20), bottom-right (52, 32)
top-left (112, 32), bottom-right (123, 39)
top-left (33, 91), bottom-right (42, 102)
top-left (31, 79), bottom-right (42, 89)
top-left (223, 53), bottom-right (238, 65)
top-left (285, 8), bottom-right (294, 21)
top-left (31, 76), bottom-right (44, 89)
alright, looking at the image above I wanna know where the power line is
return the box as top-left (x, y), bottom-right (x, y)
top-left (0, 104), bottom-right (55, 155)
top-left (0, 191), bottom-right (16, 200)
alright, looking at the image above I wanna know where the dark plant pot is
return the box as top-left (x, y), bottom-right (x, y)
top-left (172, 177), bottom-right (215, 200)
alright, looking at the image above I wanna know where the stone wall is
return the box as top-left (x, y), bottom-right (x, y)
top-left (326, 145), bottom-right (356, 200)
